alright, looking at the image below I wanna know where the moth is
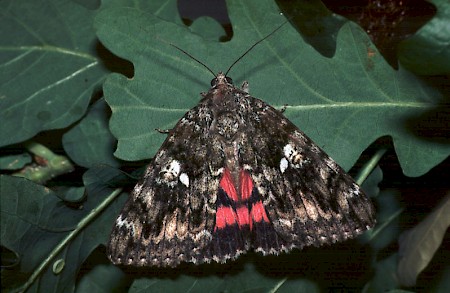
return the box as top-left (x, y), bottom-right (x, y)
top-left (108, 26), bottom-right (376, 268)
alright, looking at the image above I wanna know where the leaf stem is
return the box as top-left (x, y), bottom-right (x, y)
top-left (355, 147), bottom-right (388, 186)
top-left (17, 188), bottom-right (123, 293)
top-left (268, 277), bottom-right (288, 293)
top-left (366, 207), bottom-right (404, 243)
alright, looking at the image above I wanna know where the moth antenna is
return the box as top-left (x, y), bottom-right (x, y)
top-left (225, 21), bottom-right (288, 77)
top-left (168, 42), bottom-right (217, 78)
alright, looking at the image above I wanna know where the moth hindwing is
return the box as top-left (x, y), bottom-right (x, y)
top-left (108, 73), bottom-right (376, 267)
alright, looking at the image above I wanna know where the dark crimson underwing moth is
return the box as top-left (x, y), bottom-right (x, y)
top-left (108, 29), bottom-right (376, 268)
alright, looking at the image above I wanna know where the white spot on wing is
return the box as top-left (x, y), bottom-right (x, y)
top-left (211, 167), bottom-right (224, 176)
top-left (116, 215), bottom-right (136, 236)
top-left (280, 157), bottom-right (288, 173)
top-left (168, 160), bottom-right (181, 176)
top-left (243, 164), bottom-right (252, 171)
top-left (158, 159), bottom-right (183, 186)
top-left (179, 173), bottom-right (189, 187)
top-left (283, 144), bottom-right (295, 159)
top-left (133, 182), bottom-right (143, 195)
top-left (283, 143), bottom-right (307, 168)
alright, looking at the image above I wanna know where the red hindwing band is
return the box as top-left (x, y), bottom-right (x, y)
top-left (219, 168), bottom-right (238, 202)
top-left (239, 169), bottom-right (253, 201)
top-left (215, 168), bottom-right (270, 231)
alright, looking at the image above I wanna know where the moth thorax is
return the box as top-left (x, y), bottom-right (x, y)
top-left (216, 112), bottom-right (239, 140)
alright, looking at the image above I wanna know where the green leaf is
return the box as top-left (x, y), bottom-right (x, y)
top-left (0, 0), bottom-right (108, 147)
top-left (364, 188), bottom-right (403, 251)
top-left (95, 0), bottom-right (449, 176)
top-left (432, 266), bottom-right (450, 293)
top-left (360, 164), bottom-right (383, 197)
top-left (0, 153), bottom-right (31, 170)
top-left (0, 169), bottom-right (126, 292)
top-left (366, 254), bottom-right (401, 292)
top-left (57, 186), bottom-right (86, 203)
top-left (397, 194), bottom-right (450, 287)
top-left (189, 16), bottom-right (227, 41)
top-left (129, 263), bottom-right (320, 293)
top-left (276, 0), bottom-right (348, 58)
top-left (76, 263), bottom-right (128, 293)
top-left (63, 99), bottom-right (121, 168)
top-left (101, 0), bottom-right (182, 23)
top-left (398, 0), bottom-right (450, 75)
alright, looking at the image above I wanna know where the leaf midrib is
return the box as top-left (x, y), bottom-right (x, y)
top-left (113, 100), bottom-right (434, 113)
top-left (289, 101), bottom-right (433, 110)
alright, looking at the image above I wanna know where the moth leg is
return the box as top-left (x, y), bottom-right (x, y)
top-left (241, 81), bottom-right (249, 93)
top-left (155, 128), bottom-right (171, 134)
top-left (279, 104), bottom-right (288, 113)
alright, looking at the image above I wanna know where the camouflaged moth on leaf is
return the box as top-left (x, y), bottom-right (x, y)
top-left (108, 25), bottom-right (376, 268)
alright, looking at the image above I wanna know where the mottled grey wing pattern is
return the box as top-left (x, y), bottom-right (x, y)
top-left (108, 73), bottom-right (376, 267)
top-left (239, 97), bottom-right (375, 251)
top-left (108, 101), bottom-right (226, 267)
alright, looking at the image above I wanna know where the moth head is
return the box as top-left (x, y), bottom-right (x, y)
top-left (211, 75), bottom-right (233, 87)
